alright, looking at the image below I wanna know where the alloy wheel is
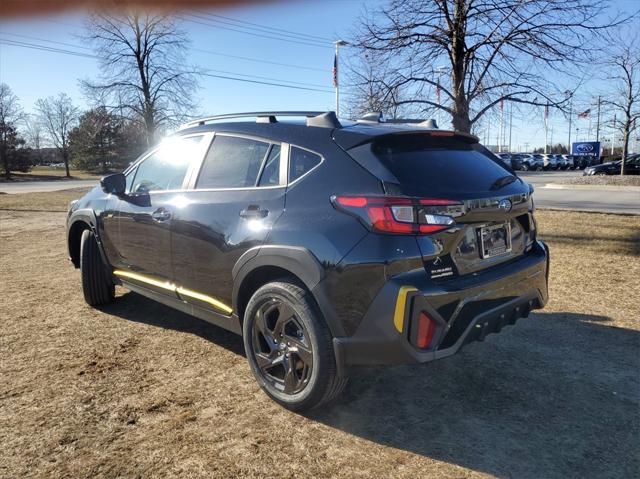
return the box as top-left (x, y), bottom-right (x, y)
top-left (251, 299), bottom-right (313, 395)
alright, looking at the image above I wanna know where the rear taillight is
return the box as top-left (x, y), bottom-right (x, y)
top-left (416, 311), bottom-right (437, 349)
top-left (332, 195), bottom-right (463, 235)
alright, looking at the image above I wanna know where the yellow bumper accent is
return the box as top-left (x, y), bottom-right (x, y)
top-left (393, 286), bottom-right (417, 333)
top-left (113, 270), bottom-right (233, 315)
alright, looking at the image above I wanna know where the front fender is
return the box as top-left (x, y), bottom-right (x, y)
top-left (67, 208), bottom-right (111, 268)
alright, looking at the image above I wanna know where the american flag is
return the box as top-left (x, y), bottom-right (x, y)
top-left (578, 109), bottom-right (591, 119)
top-left (332, 53), bottom-right (338, 88)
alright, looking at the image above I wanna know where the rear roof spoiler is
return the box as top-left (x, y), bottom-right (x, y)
top-left (356, 111), bottom-right (439, 129)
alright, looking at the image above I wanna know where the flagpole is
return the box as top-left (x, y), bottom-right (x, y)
top-left (333, 40), bottom-right (349, 117)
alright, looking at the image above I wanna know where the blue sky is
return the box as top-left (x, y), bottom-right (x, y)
top-left (0, 0), bottom-right (637, 151)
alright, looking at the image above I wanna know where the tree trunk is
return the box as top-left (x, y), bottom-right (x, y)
top-left (452, 99), bottom-right (472, 132)
top-left (450, 0), bottom-right (471, 133)
top-left (63, 148), bottom-right (71, 178)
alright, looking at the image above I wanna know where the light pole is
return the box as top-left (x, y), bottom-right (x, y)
top-left (566, 92), bottom-right (573, 153)
top-left (333, 40), bottom-right (349, 117)
top-left (595, 95), bottom-right (602, 142)
top-left (435, 65), bottom-right (448, 127)
top-left (508, 102), bottom-right (513, 153)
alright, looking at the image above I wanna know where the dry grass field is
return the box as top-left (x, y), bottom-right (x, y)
top-left (0, 167), bottom-right (102, 183)
top-left (1, 189), bottom-right (638, 479)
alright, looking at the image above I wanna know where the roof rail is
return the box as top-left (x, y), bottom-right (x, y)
top-left (179, 111), bottom-right (335, 129)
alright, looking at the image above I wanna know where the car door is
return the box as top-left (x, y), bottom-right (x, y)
top-left (624, 156), bottom-right (640, 175)
top-left (109, 133), bottom-right (211, 292)
top-left (170, 133), bottom-right (287, 315)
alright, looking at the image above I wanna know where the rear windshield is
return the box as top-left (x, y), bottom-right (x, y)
top-left (369, 136), bottom-right (514, 195)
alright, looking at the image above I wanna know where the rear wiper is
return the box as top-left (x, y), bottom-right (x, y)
top-left (490, 175), bottom-right (518, 190)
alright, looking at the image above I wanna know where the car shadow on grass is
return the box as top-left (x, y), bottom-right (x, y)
top-left (101, 295), bottom-right (638, 478)
top-left (310, 312), bottom-right (640, 479)
top-left (101, 291), bottom-right (246, 357)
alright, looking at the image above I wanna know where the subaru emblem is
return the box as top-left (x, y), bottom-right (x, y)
top-left (498, 199), bottom-right (512, 212)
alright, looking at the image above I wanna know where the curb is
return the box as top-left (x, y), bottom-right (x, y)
top-left (537, 206), bottom-right (640, 216)
top-left (541, 183), bottom-right (640, 191)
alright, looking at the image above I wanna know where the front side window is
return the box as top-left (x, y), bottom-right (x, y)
top-left (196, 135), bottom-right (270, 189)
top-left (131, 135), bottom-right (204, 193)
top-left (289, 147), bottom-right (322, 182)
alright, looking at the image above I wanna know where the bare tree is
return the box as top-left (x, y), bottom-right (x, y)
top-left (24, 115), bottom-right (44, 150)
top-left (604, 34), bottom-right (639, 174)
top-left (0, 83), bottom-right (24, 180)
top-left (354, 0), bottom-right (630, 132)
top-left (81, 13), bottom-right (200, 145)
top-left (36, 93), bottom-right (79, 178)
top-left (347, 53), bottom-right (412, 119)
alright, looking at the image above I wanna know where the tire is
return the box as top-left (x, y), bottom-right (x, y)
top-left (80, 229), bottom-right (115, 306)
top-left (595, 171), bottom-right (607, 176)
top-left (243, 279), bottom-right (347, 411)
top-left (521, 163), bottom-right (529, 171)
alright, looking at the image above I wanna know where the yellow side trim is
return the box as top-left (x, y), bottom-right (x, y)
top-left (113, 270), bottom-right (176, 292)
top-left (176, 286), bottom-right (233, 315)
top-left (393, 286), bottom-right (417, 333)
top-left (113, 269), bottom-right (233, 315)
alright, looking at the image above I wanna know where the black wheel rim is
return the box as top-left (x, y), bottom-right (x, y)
top-left (251, 299), bottom-right (313, 395)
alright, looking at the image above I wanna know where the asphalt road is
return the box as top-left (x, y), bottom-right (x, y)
top-left (518, 171), bottom-right (640, 215)
top-left (0, 179), bottom-right (98, 194)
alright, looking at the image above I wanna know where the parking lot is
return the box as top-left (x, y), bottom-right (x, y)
top-left (1, 189), bottom-right (638, 479)
top-left (518, 171), bottom-right (640, 215)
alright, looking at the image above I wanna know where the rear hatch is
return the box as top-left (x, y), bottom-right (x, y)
top-left (334, 129), bottom-right (537, 279)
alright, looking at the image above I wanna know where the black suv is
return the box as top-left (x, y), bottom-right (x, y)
top-left (67, 111), bottom-right (549, 410)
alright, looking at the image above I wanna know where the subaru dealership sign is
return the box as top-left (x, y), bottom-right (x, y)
top-left (572, 141), bottom-right (601, 161)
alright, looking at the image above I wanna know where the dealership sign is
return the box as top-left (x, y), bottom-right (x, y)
top-left (572, 141), bottom-right (601, 158)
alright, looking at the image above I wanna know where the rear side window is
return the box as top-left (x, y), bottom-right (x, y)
top-left (368, 136), bottom-right (513, 195)
top-left (197, 135), bottom-right (270, 189)
top-left (289, 147), bottom-right (321, 182)
top-left (131, 135), bottom-right (204, 193)
top-left (258, 144), bottom-right (281, 187)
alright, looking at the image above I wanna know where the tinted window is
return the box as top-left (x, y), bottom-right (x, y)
top-left (258, 144), bottom-right (281, 186)
top-left (197, 136), bottom-right (270, 189)
top-left (289, 147), bottom-right (321, 182)
top-left (131, 135), bottom-right (204, 193)
top-left (369, 136), bottom-right (514, 195)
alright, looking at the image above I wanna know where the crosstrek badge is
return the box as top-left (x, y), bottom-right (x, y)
top-left (429, 255), bottom-right (456, 279)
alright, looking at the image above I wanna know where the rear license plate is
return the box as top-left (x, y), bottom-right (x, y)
top-left (478, 223), bottom-right (512, 259)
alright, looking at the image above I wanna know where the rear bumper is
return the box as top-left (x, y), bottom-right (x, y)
top-left (333, 240), bottom-right (549, 367)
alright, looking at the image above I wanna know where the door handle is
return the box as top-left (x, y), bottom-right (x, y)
top-left (240, 205), bottom-right (268, 219)
top-left (151, 208), bottom-right (172, 222)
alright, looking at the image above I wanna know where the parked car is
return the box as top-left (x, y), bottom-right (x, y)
top-left (583, 154), bottom-right (640, 175)
top-left (497, 153), bottom-right (524, 171)
top-left (66, 111), bottom-right (549, 411)
top-left (541, 154), bottom-right (559, 170)
top-left (554, 154), bottom-right (568, 170)
top-left (509, 154), bottom-right (524, 170)
top-left (574, 155), bottom-right (598, 169)
top-left (519, 153), bottom-right (544, 171)
top-left (561, 155), bottom-right (576, 169)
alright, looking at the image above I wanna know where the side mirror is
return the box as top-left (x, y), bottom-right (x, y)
top-left (101, 173), bottom-right (126, 195)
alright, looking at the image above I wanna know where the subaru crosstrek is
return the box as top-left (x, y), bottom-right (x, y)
top-left (67, 111), bottom-right (549, 411)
